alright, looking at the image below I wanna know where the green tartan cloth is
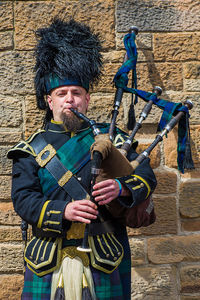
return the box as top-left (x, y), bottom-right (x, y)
top-left (22, 269), bottom-right (52, 299)
top-left (22, 255), bottom-right (131, 300)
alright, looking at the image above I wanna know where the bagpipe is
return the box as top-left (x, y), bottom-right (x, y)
top-left (70, 26), bottom-right (195, 263)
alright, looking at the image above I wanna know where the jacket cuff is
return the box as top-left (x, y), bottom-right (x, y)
top-left (37, 200), bottom-right (68, 234)
top-left (117, 174), bottom-right (151, 208)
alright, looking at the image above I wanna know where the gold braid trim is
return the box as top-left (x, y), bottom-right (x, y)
top-left (66, 223), bottom-right (86, 240)
top-left (61, 246), bottom-right (89, 267)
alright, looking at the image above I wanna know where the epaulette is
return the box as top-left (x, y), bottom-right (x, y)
top-left (96, 122), bottom-right (138, 150)
top-left (114, 129), bottom-right (138, 150)
top-left (7, 129), bottom-right (45, 159)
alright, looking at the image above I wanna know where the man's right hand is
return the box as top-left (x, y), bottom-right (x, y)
top-left (63, 199), bottom-right (98, 224)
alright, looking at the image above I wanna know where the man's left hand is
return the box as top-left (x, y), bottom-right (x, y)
top-left (92, 179), bottom-right (130, 205)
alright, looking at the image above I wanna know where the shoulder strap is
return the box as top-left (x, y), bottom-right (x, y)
top-left (30, 133), bottom-right (89, 200)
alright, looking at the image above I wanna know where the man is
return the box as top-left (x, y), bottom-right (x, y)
top-left (8, 19), bottom-right (157, 300)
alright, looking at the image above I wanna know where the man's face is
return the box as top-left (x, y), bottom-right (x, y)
top-left (47, 85), bottom-right (90, 122)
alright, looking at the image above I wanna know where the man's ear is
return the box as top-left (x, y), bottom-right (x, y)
top-left (47, 95), bottom-right (53, 110)
top-left (86, 93), bottom-right (90, 110)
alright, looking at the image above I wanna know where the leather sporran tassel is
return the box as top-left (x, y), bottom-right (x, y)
top-left (54, 273), bottom-right (65, 300)
top-left (183, 113), bottom-right (195, 170)
top-left (82, 273), bottom-right (93, 300)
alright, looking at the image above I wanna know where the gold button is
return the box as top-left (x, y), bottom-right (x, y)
top-left (140, 183), bottom-right (144, 187)
top-left (44, 221), bottom-right (48, 225)
top-left (106, 254), bottom-right (110, 258)
top-left (46, 212), bottom-right (51, 217)
top-left (133, 177), bottom-right (137, 181)
top-left (113, 257), bottom-right (117, 261)
top-left (40, 257), bottom-right (44, 261)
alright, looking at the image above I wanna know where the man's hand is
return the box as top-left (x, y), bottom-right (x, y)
top-left (63, 199), bottom-right (98, 224)
top-left (92, 179), bottom-right (130, 205)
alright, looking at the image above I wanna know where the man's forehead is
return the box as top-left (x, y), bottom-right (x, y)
top-left (52, 85), bottom-right (86, 94)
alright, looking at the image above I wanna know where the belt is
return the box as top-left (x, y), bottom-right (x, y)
top-left (33, 219), bottom-right (123, 239)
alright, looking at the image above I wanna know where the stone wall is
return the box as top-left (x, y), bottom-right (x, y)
top-left (0, 1), bottom-right (200, 299)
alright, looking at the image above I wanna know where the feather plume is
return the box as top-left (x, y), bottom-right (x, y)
top-left (34, 18), bottom-right (103, 110)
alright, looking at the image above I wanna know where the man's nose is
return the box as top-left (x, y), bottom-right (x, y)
top-left (65, 92), bottom-right (74, 103)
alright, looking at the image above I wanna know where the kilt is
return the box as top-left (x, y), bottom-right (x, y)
top-left (22, 268), bottom-right (52, 300)
top-left (21, 235), bottom-right (131, 300)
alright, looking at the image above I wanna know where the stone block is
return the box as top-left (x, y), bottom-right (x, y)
top-left (148, 235), bottom-right (200, 264)
top-left (0, 97), bottom-right (22, 128)
top-left (180, 264), bottom-right (200, 293)
top-left (24, 95), bottom-right (45, 139)
top-left (186, 125), bottom-right (200, 168)
top-left (179, 181), bottom-right (200, 218)
top-left (0, 226), bottom-right (22, 242)
top-left (184, 79), bottom-right (200, 92)
top-left (94, 62), bottom-right (120, 93)
top-left (0, 146), bottom-right (13, 175)
top-left (117, 0), bottom-right (200, 32)
top-left (0, 202), bottom-right (21, 226)
top-left (136, 143), bottom-right (161, 169)
top-left (154, 33), bottom-right (200, 61)
top-left (116, 32), bottom-right (152, 50)
top-left (0, 51), bottom-right (34, 95)
top-left (136, 62), bottom-right (183, 94)
top-left (181, 296), bottom-right (200, 300)
top-left (0, 275), bottom-right (23, 300)
top-left (88, 92), bottom-right (125, 126)
top-left (154, 170), bottom-right (177, 194)
top-left (129, 238), bottom-right (146, 266)
top-left (0, 2), bottom-right (13, 30)
top-left (0, 32), bottom-right (13, 51)
top-left (0, 244), bottom-right (24, 272)
top-left (181, 218), bottom-right (200, 232)
top-left (15, 0), bottom-right (115, 50)
top-left (127, 195), bottom-right (177, 236)
top-left (163, 127), bottom-right (179, 170)
top-left (183, 62), bottom-right (200, 79)
top-left (0, 131), bottom-right (22, 144)
top-left (0, 176), bottom-right (12, 200)
top-left (183, 60), bottom-right (200, 91)
top-left (131, 265), bottom-right (177, 299)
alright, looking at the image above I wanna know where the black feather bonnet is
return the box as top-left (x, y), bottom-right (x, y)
top-left (34, 18), bottom-right (103, 110)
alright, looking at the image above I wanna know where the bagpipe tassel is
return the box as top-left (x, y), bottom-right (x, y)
top-left (127, 102), bottom-right (136, 130)
top-left (183, 113), bottom-right (195, 170)
top-left (82, 273), bottom-right (93, 300)
top-left (54, 273), bottom-right (65, 300)
top-left (127, 70), bottom-right (137, 130)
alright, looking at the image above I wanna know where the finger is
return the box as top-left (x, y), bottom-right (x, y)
top-left (93, 179), bottom-right (113, 190)
top-left (74, 200), bottom-right (98, 211)
top-left (73, 216), bottom-right (91, 224)
top-left (98, 197), bottom-right (113, 205)
top-left (76, 210), bottom-right (98, 220)
top-left (94, 189), bottom-right (117, 202)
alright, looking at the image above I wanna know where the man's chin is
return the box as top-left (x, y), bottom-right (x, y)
top-left (62, 113), bottom-right (81, 132)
